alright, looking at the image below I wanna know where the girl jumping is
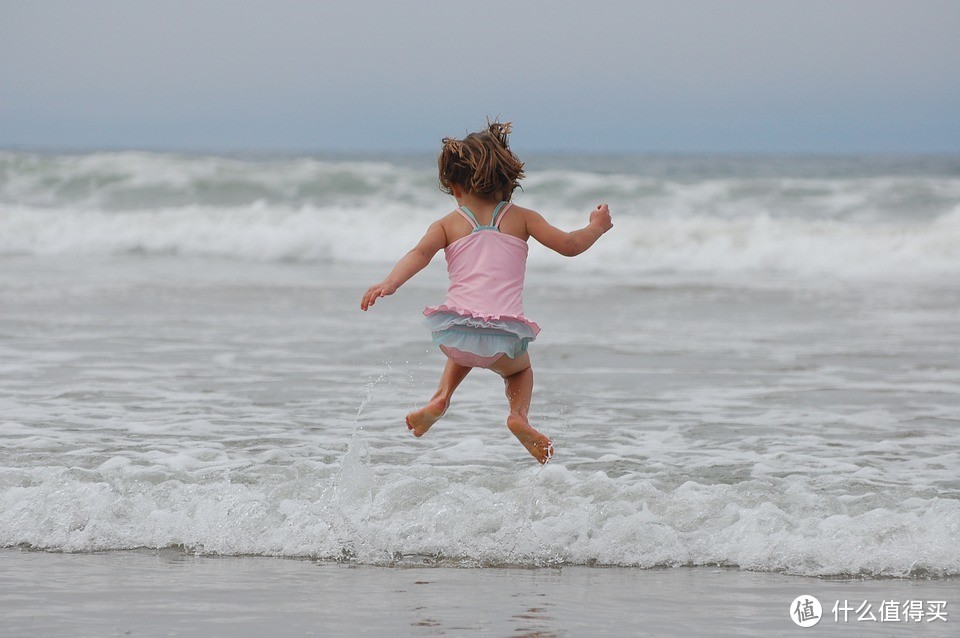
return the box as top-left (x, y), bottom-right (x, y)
top-left (360, 121), bottom-right (612, 463)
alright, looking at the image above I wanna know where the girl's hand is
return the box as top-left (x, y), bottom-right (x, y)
top-left (360, 281), bottom-right (398, 311)
top-left (590, 204), bottom-right (613, 234)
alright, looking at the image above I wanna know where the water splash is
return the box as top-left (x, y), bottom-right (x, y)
top-left (326, 364), bottom-right (392, 505)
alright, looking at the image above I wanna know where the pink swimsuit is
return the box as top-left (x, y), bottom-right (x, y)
top-left (423, 201), bottom-right (541, 368)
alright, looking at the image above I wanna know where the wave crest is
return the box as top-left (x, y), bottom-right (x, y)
top-left (2, 151), bottom-right (959, 280)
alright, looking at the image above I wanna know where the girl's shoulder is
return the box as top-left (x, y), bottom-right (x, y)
top-left (505, 202), bottom-right (536, 216)
top-left (437, 208), bottom-right (466, 230)
top-left (504, 202), bottom-right (543, 222)
top-left (500, 203), bottom-right (539, 241)
top-left (436, 208), bottom-right (471, 247)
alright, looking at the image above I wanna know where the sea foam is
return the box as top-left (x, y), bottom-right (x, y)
top-left (2, 149), bottom-right (959, 280)
top-left (2, 441), bottom-right (958, 577)
top-left (2, 202), bottom-right (959, 280)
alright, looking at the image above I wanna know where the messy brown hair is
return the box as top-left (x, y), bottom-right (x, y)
top-left (438, 120), bottom-right (525, 202)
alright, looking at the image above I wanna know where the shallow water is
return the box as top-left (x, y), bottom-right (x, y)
top-left (2, 254), bottom-right (958, 577)
top-left (3, 151), bottom-right (959, 576)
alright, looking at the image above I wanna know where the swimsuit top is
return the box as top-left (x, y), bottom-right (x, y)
top-left (435, 201), bottom-right (531, 321)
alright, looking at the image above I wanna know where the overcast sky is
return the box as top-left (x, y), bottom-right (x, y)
top-left (1, 0), bottom-right (958, 153)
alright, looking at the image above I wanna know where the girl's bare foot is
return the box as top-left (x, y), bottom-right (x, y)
top-left (507, 415), bottom-right (553, 464)
top-left (405, 397), bottom-right (448, 437)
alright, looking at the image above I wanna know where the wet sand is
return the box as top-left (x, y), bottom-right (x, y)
top-left (2, 548), bottom-right (955, 637)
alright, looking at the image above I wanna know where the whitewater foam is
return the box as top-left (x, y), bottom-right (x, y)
top-left (2, 151), bottom-right (958, 280)
top-left (3, 443), bottom-right (958, 577)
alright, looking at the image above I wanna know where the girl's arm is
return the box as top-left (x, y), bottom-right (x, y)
top-left (361, 221), bottom-right (447, 311)
top-left (525, 204), bottom-right (612, 257)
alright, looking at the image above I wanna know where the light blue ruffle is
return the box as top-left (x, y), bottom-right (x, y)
top-left (424, 311), bottom-right (536, 359)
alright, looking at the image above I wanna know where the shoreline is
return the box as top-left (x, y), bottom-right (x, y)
top-left (2, 548), bottom-right (955, 637)
top-left (7, 544), bottom-right (960, 581)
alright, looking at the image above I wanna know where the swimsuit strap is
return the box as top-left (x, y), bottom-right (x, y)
top-left (456, 206), bottom-right (480, 229)
top-left (492, 201), bottom-right (512, 229)
top-left (459, 204), bottom-right (501, 233)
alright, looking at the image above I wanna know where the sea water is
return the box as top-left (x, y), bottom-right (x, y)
top-left (1, 151), bottom-right (958, 578)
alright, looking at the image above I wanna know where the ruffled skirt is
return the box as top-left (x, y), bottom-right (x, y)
top-left (423, 305), bottom-right (540, 368)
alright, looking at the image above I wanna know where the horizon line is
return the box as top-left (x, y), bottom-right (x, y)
top-left (3, 143), bottom-right (960, 159)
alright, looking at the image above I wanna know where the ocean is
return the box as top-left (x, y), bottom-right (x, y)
top-left (1, 149), bottom-right (959, 634)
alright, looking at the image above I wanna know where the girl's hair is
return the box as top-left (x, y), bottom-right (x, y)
top-left (438, 121), bottom-right (525, 202)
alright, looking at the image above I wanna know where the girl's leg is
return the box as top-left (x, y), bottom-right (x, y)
top-left (406, 356), bottom-right (471, 437)
top-left (489, 353), bottom-right (553, 464)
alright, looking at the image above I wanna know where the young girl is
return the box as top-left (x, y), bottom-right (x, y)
top-left (360, 122), bottom-right (612, 463)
